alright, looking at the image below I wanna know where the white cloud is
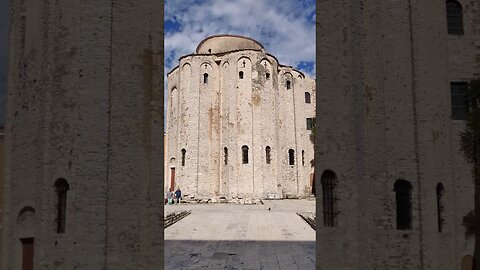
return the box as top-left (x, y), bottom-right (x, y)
top-left (164, 0), bottom-right (316, 76)
top-left (164, 0), bottom-right (316, 125)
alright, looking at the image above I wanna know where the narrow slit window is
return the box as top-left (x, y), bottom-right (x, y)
top-left (394, 180), bottom-right (413, 230)
top-left (181, 149), bottom-right (186, 166)
top-left (305, 92), bottom-right (311, 103)
top-left (242, 145), bottom-right (249, 164)
top-left (286, 80), bottom-right (291, 89)
top-left (266, 73), bottom-right (270, 79)
top-left (266, 146), bottom-right (271, 164)
top-left (224, 147), bottom-right (228, 165)
top-left (451, 82), bottom-right (468, 120)
top-left (288, 149), bottom-right (295, 165)
top-left (203, 73), bottom-right (208, 84)
top-left (55, 178), bottom-right (70, 233)
top-left (321, 170), bottom-right (338, 227)
top-left (302, 150), bottom-right (305, 166)
top-left (436, 183), bottom-right (445, 232)
top-left (20, 15), bottom-right (26, 50)
top-left (446, 0), bottom-right (464, 35)
top-left (239, 71), bottom-right (244, 79)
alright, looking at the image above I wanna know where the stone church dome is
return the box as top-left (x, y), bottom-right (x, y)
top-left (196, 34), bottom-right (264, 54)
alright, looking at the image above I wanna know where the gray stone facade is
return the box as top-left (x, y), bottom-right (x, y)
top-left (317, 0), bottom-right (479, 269)
top-left (165, 35), bottom-right (316, 200)
top-left (2, 0), bottom-right (164, 269)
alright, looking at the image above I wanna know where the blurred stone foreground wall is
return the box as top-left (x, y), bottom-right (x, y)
top-left (317, 0), bottom-right (480, 269)
top-left (2, 0), bottom-right (164, 269)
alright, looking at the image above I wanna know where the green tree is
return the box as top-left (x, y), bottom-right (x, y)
top-left (460, 79), bottom-right (480, 270)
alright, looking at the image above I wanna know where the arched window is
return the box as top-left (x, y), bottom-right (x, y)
top-left (305, 92), bottom-right (311, 103)
top-left (394, 180), bottom-right (413, 230)
top-left (302, 150), bottom-right (305, 166)
top-left (224, 147), bottom-right (228, 165)
top-left (436, 183), bottom-right (445, 232)
top-left (203, 73), bottom-right (208, 84)
top-left (181, 149), bottom-right (186, 166)
top-left (239, 71), bottom-right (244, 79)
top-left (286, 80), bottom-right (291, 89)
top-left (55, 178), bottom-right (70, 233)
top-left (265, 146), bottom-right (271, 164)
top-left (321, 170), bottom-right (337, 227)
top-left (242, 145), bottom-right (249, 164)
top-left (446, 0), bottom-right (464, 35)
top-left (266, 72), bottom-right (270, 79)
top-left (288, 149), bottom-right (295, 165)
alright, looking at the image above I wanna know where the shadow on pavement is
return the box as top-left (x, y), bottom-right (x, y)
top-left (164, 240), bottom-right (315, 269)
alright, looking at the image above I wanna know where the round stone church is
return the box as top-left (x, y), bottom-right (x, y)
top-left (165, 34), bottom-right (316, 199)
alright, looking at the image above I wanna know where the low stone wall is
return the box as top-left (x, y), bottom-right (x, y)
top-left (297, 212), bottom-right (316, 230)
top-left (164, 211), bottom-right (191, 228)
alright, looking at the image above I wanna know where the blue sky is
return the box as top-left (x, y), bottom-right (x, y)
top-left (164, 0), bottom-right (316, 77)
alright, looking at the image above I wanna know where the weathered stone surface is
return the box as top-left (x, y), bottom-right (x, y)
top-left (2, 1), bottom-right (164, 269)
top-left (317, 0), bottom-right (479, 269)
top-left (165, 34), bottom-right (316, 200)
top-left (164, 199), bottom-right (315, 270)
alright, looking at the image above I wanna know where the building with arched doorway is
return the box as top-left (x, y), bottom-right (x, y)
top-left (165, 34), bottom-right (316, 199)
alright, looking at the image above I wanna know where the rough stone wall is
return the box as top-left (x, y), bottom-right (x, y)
top-left (473, 0), bottom-right (480, 77)
top-left (0, 131), bottom-right (4, 264)
top-left (165, 42), bottom-right (316, 199)
top-left (317, 0), bottom-right (477, 269)
top-left (3, 1), bottom-right (164, 269)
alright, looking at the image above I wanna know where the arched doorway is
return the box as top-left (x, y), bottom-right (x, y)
top-left (461, 255), bottom-right (474, 270)
top-left (169, 157), bottom-right (176, 192)
top-left (170, 167), bottom-right (175, 192)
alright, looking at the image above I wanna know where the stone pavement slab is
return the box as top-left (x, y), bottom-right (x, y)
top-left (164, 199), bottom-right (315, 269)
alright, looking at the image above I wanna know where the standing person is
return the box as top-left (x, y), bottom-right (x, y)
top-left (175, 188), bottom-right (182, 204)
top-left (167, 189), bottom-right (173, 205)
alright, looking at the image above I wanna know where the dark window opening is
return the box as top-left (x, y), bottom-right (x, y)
top-left (266, 146), bottom-right (271, 164)
top-left (224, 147), bottom-right (228, 165)
top-left (451, 82), bottom-right (468, 120)
top-left (436, 183), bottom-right (445, 232)
top-left (286, 80), bottom-right (291, 89)
top-left (20, 15), bottom-right (26, 50)
top-left (55, 178), bottom-right (69, 233)
top-left (242, 145), bottom-right (249, 164)
top-left (394, 180), bottom-right (412, 230)
top-left (306, 118), bottom-right (315, 130)
top-left (288, 149), bottom-right (295, 165)
top-left (203, 73), bottom-right (208, 84)
top-left (302, 150), bottom-right (305, 166)
top-left (266, 73), bottom-right (270, 79)
top-left (208, 48), bottom-right (212, 53)
top-left (239, 71), bottom-right (244, 79)
top-left (181, 149), bottom-right (186, 166)
top-left (321, 170), bottom-right (338, 227)
top-left (446, 0), bottom-right (464, 35)
top-left (305, 92), bottom-right (311, 103)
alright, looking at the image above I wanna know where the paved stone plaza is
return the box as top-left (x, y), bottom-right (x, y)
top-left (164, 199), bottom-right (316, 270)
